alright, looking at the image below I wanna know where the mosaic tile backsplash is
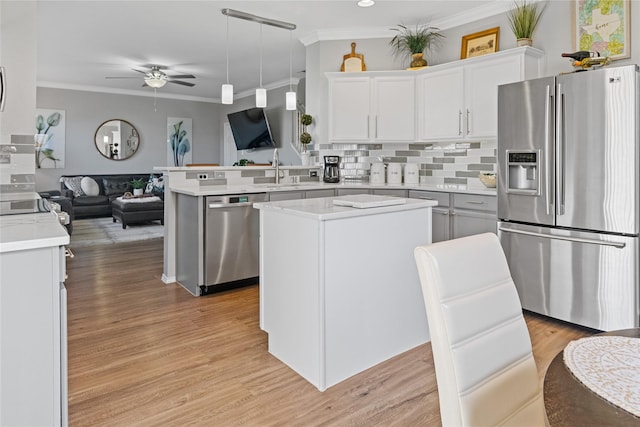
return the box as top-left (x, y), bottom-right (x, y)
top-left (310, 139), bottom-right (497, 188)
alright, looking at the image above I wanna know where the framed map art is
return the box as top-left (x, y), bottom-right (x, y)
top-left (575, 0), bottom-right (630, 60)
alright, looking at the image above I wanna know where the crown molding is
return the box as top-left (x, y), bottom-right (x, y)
top-left (299, 0), bottom-right (514, 46)
top-left (38, 81), bottom-right (220, 103)
top-left (38, 77), bottom-right (300, 105)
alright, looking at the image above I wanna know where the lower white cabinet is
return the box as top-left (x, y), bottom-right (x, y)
top-left (336, 188), bottom-right (370, 196)
top-left (304, 189), bottom-right (335, 199)
top-left (269, 191), bottom-right (305, 201)
top-left (371, 189), bottom-right (408, 197)
top-left (409, 190), bottom-right (496, 241)
top-left (1, 245), bottom-right (68, 426)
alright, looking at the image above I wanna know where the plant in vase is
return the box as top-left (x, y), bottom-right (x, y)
top-left (389, 24), bottom-right (444, 68)
top-left (507, 0), bottom-right (546, 47)
top-left (130, 178), bottom-right (146, 196)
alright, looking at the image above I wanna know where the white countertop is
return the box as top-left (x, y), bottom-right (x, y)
top-left (170, 181), bottom-right (497, 197)
top-left (0, 212), bottom-right (69, 253)
top-left (254, 194), bottom-right (438, 221)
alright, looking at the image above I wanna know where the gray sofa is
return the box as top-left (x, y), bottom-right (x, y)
top-left (58, 174), bottom-right (163, 219)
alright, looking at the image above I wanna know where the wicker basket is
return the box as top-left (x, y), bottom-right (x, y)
top-left (479, 173), bottom-right (496, 188)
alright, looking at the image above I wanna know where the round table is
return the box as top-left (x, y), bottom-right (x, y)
top-left (544, 328), bottom-right (640, 426)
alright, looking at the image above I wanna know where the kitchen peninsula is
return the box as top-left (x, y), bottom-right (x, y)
top-left (254, 194), bottom-right (437, 391)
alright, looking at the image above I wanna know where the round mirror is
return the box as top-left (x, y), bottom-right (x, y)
top-left (94, 119), bottom-right (140, 160)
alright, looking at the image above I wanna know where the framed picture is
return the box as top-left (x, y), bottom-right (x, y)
top-left (460, 27), bottom-right (500, 59)
top-left (575, 0), bottom-right (630, 60)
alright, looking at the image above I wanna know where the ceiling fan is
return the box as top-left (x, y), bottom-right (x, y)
top-left (106, 65), bottom-right (196, 88)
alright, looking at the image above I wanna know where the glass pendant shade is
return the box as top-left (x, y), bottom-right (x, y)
top-left (221, 84), bottom-right (233, 104)
top-left (286, 91), bottom-right (296, 110)
top-left (256, 88), bottom-right (267, 108)
top-left (144, 77), bottom-right (167, 88)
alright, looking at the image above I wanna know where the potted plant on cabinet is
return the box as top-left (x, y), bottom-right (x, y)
top-left (507, 0), bottom-right (546, 47)
top-left (130, 178), bottom-right (146, 196)
top-left (389, 24), bottom-right (444, 69)
top-left (300, 114), bottom-right (313, 166)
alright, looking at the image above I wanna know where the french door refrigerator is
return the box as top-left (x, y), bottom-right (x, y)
top-left (497, 64), bottom-right (639, 331)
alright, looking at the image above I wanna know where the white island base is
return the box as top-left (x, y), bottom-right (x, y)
top-left (255, 195), bottom-right (435, 391)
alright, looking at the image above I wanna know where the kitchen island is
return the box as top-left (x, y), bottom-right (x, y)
top-left (254, 194), bottom-right (437, 391)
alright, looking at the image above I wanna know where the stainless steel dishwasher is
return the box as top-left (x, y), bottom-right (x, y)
top-left (203, 193), bottom-right (268, 294)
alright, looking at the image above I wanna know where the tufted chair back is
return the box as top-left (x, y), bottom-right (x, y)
top-left (414, 233), bottom-right (546, 426)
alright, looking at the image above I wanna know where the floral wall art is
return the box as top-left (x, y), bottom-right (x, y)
top-left (167, 117), bottom-right (192, 167)
top-left (34, 109), bottom-right (66, 168)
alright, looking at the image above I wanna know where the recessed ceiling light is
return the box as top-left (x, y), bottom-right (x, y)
top-left (357, 0), bottom-right (375, 7)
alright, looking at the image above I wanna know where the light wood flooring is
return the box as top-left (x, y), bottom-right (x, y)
top-left (66, 238), bottom-right (593, 426)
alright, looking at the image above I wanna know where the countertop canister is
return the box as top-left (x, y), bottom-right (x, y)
top-left (387, 163), bottom-right (403, 185)
top-left (404, 163), bottom-right (419, 184)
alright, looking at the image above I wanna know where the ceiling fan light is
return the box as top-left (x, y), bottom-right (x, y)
top-left (221, 84), bottom-right (234, 104)
top-left (357, 0), bottom-right (375, 7)
top-left (256, 88), bottom-right (267, 108)
top-left (286, 91), bottom-right (296, 110)
top-left (145, 77), bottom-right (167, 88)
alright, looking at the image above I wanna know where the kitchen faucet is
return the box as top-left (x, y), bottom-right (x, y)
top-left (273, 148), bottom-right (280, 184)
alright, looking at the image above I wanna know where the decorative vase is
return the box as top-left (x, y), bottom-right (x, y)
top-left (301, 152), bottom-right (311, 166)
top-left (133, 188), bottom-right (143, 196)
top-left (517, 38), bottom-right (533, 47)
top-left (410, 52), bottom-right (428, 68)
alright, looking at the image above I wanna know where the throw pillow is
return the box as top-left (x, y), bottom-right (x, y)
top-left (145, 175), bottom-right (165, 194)
top-left (80, 176), bottom-right (100, 196)
top-left (62, 176), bottom-right (85, 197)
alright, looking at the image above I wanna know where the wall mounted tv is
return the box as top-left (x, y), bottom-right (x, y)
top-left (227, 107), bottom-right (276, 151)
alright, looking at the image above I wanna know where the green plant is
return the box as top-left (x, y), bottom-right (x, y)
top-left (300, 114), bottom-right (313, 148)
top-left (389, 24), bottom-right (444, 56)
top-left (507, 0), bottom-right (546, 39)
top-left (233, 159), bottom-right (255, 166)
top-left (130, 178), bottom-right (146, 189)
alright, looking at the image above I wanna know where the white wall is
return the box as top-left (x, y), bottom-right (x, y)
top-left (218, 85), bottom-right (299, 166)
top-left (36, 87), bottom-right (219, 191)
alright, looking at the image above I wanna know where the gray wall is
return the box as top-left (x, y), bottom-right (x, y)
top-left (36, 87), bottom-right (220, 191)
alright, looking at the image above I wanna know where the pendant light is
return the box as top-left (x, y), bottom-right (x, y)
top-left (256, 23), bottom-right (267, 108)
top-left (221, 14), bottom-right (233, 104)
top-left (285, 29), bottom-right (296, 111)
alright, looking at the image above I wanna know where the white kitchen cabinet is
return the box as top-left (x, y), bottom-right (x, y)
top-left (419, 68), bottom-right (464, 140)
top-left (419, 47), bottom-right (544, 140)
top-left (1, 244), bottom-right (68, 426)
top-left (328, 74), bottom-right (415, 142)
top-left (328, 77), bottom-right (370, 141)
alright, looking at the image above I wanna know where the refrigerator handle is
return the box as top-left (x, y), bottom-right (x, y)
top-left (498, 226), bottom-right (626, 249)
top-left (544, 84), bottom-right (552, 216)
top-left (556, 83), bottom-right (565, 215)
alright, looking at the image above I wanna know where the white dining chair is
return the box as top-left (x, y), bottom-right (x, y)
top-left (414, 233), bottom-right (546, 426)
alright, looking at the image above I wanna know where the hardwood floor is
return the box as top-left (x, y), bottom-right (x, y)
top-left (66, 238), bottom-right (593, 426)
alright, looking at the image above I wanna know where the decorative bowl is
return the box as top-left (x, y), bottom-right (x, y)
top-left (479, 173), bottom-right (496, 188)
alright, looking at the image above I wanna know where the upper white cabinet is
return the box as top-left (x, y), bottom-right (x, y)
top-left (327, 47), bottom-right (544, 143)
top-left (419, 47), bottom-right (545, 140)
top-left (328, 77), bottom-right (370, 141)
top-left (328, 74), bottom-right (415, 142)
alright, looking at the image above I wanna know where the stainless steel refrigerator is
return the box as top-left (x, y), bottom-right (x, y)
top-left (497, 65), bottom-right (639, 331)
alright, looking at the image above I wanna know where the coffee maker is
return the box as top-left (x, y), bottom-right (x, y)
top-left (323, 156), bottom-right (340, 183)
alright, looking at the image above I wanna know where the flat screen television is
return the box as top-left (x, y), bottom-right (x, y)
top-left (227, 107), bottom-right (276, 151)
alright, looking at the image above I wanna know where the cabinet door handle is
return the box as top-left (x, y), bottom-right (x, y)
top-left (367, 115), bottom-right (370, 139)
top-left (375, 116), bottom-right (378, 139)
top-left (458, 110), bottom-right (462, 135)
top-left (466, 109), bottom-right (471, 135)
top-left (466, 201), bottom-right (485, 205)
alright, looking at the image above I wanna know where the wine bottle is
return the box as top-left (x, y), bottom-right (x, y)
top-left (561, 51), bottom-right (597, 61)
